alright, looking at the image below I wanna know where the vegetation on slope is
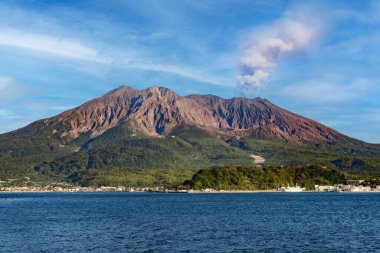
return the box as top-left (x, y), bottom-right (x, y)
top-left (68, 168), bottom-right (196, 188)
top-left (228, 138), bottom-right (380, 177)
top-left (0, 124), bottom-right (379, 187)
top-left (32, 126), bottom-right (253, 185)
top-left (182, 165), bottom-right (347, 190)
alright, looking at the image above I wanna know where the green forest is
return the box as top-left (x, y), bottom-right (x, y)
top-left (182, 165), bottom-right (347, 190)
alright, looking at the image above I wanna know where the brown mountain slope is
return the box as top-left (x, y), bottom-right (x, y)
top-left (10, 85), bottom-right (350, 145)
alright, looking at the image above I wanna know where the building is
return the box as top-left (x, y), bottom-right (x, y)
top-left (346, 180), bottom-right (365, 185)
top-left (334, 184), bottom-right (372, 192)
top-left (350, 186), bottom-right (371, 192)
top-left (315, 185), bottom-right (335, 192)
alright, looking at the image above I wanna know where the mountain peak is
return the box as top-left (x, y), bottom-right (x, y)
top-left (102, 85), bottom-right (138, 98)
top-left (13, 85), bottom-right (349, 145)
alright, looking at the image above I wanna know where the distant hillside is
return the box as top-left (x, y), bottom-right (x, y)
top-left (0, 85), bottom-right (379, 186)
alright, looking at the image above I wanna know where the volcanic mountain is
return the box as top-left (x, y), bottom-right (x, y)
top-left (11, 86), bottom-right (349, 144)
top-left (1, 85), bottom-right (379, 184)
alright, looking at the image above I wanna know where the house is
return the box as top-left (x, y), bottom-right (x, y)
top-left (315, 185), bottom-right (335, 192)
top-left (346, 180), bottom-right (365, 185)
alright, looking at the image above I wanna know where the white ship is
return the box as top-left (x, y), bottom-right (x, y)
top-left (278, 183), bottom-right (305, 192)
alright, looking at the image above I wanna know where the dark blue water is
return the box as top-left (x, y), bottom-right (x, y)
top-left (1, 193), bottom-right (379, 252)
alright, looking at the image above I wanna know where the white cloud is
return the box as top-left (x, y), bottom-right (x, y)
top-left (279, 79), bottom-right (372, 103)
top-left (0, 3), bottom-right (232, 86)
top-left (0, 26), bottom-right (225, 85)
top-left (127, 62), bottom-right (225, 86)
top-left (0, 27), bottom-right (111, 63)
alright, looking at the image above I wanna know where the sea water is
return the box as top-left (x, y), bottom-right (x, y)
top-left (1, 192), bottom-right (379, 252)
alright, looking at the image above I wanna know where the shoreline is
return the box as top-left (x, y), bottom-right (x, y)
top-left (188, 190), bottom-right (380, 194)
top-left (1, 189), bottom-right (380, 194)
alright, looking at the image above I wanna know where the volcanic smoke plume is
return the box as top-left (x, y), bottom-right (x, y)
top-left (238, 18), bottom-right (317, 93)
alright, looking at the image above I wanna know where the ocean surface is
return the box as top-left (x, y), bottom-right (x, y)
top-left (1, 192), bottom-right (379, 252)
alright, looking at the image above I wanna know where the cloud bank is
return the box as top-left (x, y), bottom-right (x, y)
top-left (0, 26), bottom-right (224, 85)
top-left (0, 27), bottom-right (110, 63)
top-left (238, 14), bottom-right (318, 93)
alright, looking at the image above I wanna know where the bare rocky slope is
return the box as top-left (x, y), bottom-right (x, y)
top-left (10, 85), bottom-right (352, 145)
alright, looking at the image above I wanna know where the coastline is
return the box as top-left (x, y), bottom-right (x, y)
top-left (187, 190), bottom-right (380, 194)
top-left (1, 188), bottom-right (380, 194)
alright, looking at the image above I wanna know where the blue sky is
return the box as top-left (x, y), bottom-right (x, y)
top-left (0, 0), bottom-right (379, 143)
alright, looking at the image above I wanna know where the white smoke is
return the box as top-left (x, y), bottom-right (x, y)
top-left (238, 17), bottom-right (318, 92)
